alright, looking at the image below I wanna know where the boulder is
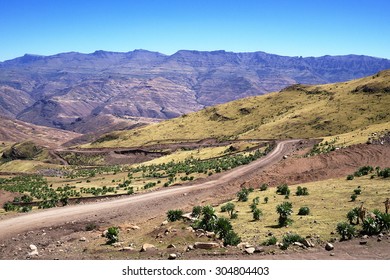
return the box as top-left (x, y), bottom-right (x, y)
top-left (161, 220), bottom-right (168, 226)
top-left (186, 245), bottom-right (194, 251)
top-left (325, 242), bottom-right (334, 251)
top-left (168, 253), bottom-right (177, 260)
top-left (140, 243), bottom-right (156, 252)
top-left (302, 239), bottom-right (315, 247)
top-left (29, 244), bottom-right (37, 251)
top-left (130, 225), bottom-right (140, 230)
top-left (293, 242), bottom-right (305, 248)
top-left (245, 247), bottom-right (255, 254)
top-left (167, 244), bottom-right (176, 249)
top-left (79, 237), bottom-right (87, 242)
top-left (120, 247), bottom-right (135, 252)
top-left (360, 240), bottom-right (368, 245)
top-left (194, 242), bottom-right (220, 249)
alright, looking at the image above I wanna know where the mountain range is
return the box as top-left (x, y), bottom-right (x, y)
top-left (1, 50), bottom-right (390, 133)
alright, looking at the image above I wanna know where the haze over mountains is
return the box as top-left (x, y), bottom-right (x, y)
top-left (1, 49), bottom-right (390, 133)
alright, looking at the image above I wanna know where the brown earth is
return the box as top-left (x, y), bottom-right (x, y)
top-left (0, 141), bottom-right (389, 260)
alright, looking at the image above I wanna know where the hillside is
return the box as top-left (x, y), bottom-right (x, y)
top-left (0, 116), bottom-right (80, 148)
top-left (87, 70), bottom-right (390, 148)
top-left (1, 50), bottom-right (390, 132)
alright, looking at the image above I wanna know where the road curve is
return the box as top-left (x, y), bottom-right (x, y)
top-left (0, 139), bottom-right (299, 239)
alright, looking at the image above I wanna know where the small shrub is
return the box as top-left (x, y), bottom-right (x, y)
top-left (346, 174), bottom-right (354, 180)
top-left (281, 233), bottom-right (304, 249)
top-left (223, 230), bottom-right (241, 246)
top-left (215, 217), bottom-right (232, 239)
top-left (276, 201), bottom-right (293, 227)
top-left (237, 188), bottom-right (249, 202)
top-left (127, 187), bottom-right (134, 195)
top-left (362, 217), bottom-right (381, 235)
top-left (3, 201), bottom-right (17, 212)
top-left (262, 236), bottom-right (277, 246)
top-left (259, 183), bottom-right (268, 191)
top-left (336, 222), bottom-right (356, 240)
top-left (191, 206), bottom-right (202, 218)
top-left (347, 208), bottom-right (359, 224)
top-left (19, 205), bottom-right (32, 213)
top-left (167, 209), bottom-right (183, 222)
top-left (372, 210), bottom-right (390, 232)
top-left (250, 202), bottom-right (258, 212)
top-left (252, 197), bottom-right (260, 205)
top-left (105, 226), bottom-right (119, 244)
top-left (296, 186), bottom-right (309, 196)
top-left (253, 208), bottom-right (263, 220)
top-left (264, 197), bottom-right (269, 204)
top-left (298, 206), bottom-right (310, 216)
top-left (350, 194), bottom-right (357, 201)
top-left (353, 188), bottom-right (362, 195)
top-left (276, 184), bottom-right (290, 196)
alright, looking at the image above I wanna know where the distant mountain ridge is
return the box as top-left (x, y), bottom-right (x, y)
top-left (1, 49), bottom-right (390, 132)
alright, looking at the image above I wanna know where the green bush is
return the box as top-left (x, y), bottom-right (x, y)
top-left (262, 236), bottom-right (277, 246)
top-left (223, 230), bottom-right (241, 246)
top-left (350, 194), bottom-right (357, 201)
top-left (276, 184), bottom-right (290, 196)
top-left (372, 210), bottom-right (390, 232)
top-left (105, 226), bottom-right (119, 244)
top-left (362, 216), bottom-right (381, 235)
top-left (253, 208), bottom-right (263, 220)
top-left (19, 205), bottom-right (32, 213)
top-left (3, 201), bottom-right (17, 212)
top-left (296, 186), bottom-right (309, 196)
top-left (298, 206), bottom-right (310, 216)
top-left (191, 206), bottom-right (202, 218)
top-left (264, 197), bottom-right (269, 204)
top-left (237, 188), bottom-right (249, 202)
top-left (281, 233), bottom-right (304, 249)
top-left (215, 217), bottom-right (232, 239)
top-left (346, 174), bottom-right (354, 180)
top-left (167, 209), bottom-right (184, 222)
top-left (276, 201), bottom-right (293, 227)
top-left (336, 222), bottom-right (356, 240)
top-left (347, 208), bottom-right (359, 225)
top-left (197, 205), bottom-right (217, 231)
top-left (259, 183), bottom-right (268, 191)
top-left (353, 188), bottom-right (362, 195)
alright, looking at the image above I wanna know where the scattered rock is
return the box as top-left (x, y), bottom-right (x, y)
top-left (168, 254), bottom-right (177, 260)
top-left (362, 235), bottom-right (369, 239)
top-left (186, 245), bottom-right (194, 252)
top-left (161, 220), bottom-right (168, 226)
top-left (302, 239), bottom-right (315, 247)
top-left (140, 243), bottom-right (156, 252)
top-left (237, 242), bottom-right (251, 250)
top-left (378, 233), bottom-right (383, 238)
top-left (268, 232), bottom-right (273, 236)
top-left (245, 247), bottom-right (255, 254)
top-left (377, 238), bottom-right (382, 242)
top-left (283, 155), bottom-right (288, 159)
top-left (167, 244), bottom-right (176, 249)
top-left (29, 244), bottom-right (37, 251)
top-left (186, 227), bottom-right (194, 232)
top-left (206, 231), bottom-right (216, 238)
top-left (330, 253), bottom-right (335, 256)
top-left (194, 242), bottom-right (220, 250)
top-left (293, 242), bottom-right (305, 248)
top-left (28, 244), bottom-right (39, 257)
top-left (325, 243), bottom-right (334, 251)
top-left (79, 237), bottom-right (87, 242)
top-left (101, 230), bottom-right (108, 237)
top-left (129, 225), bottom-right (140, 231)
top-left (360, 240), bottom-right (368, 245)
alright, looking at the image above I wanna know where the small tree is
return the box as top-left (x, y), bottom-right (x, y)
top-left (350, 194), bottom-right (357, 201)
top-left (276, 202), bottom-right (293, 227)
top-left (237, 188), bottom-right (249, 202)
top-left (296, 186), bottom-right (309, 196)
top-left (215, 217), bottom-right (232, 239)
top-left (223, 202), bottom-right (238, 219)
top-left (253, 208), bottom-right (263, 221)
top-left (264, 197), bottom-right (269, 204)
top-left (276, 184), bottom-right (290, 196)
top-left (259, 183), bottom-right (268, 191)
top-left (105, 226), bottom-right (119, 244)
top-left (223, 230), bottom-right (241, 246)
top-left (198, 205), bottom-right (217, 231)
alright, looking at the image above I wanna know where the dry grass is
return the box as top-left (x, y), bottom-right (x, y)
top-left (218, 175), bottom-right (390, 244)
top-left (85, 70), bottom-right (390, 148)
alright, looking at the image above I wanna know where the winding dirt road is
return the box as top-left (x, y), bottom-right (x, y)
top-left (0, 139), bottom-right (300, 240)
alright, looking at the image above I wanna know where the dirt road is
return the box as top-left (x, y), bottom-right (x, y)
top-left (0, 139), bottom-right (299, 240)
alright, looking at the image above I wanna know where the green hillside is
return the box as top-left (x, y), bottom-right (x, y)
top-left (85, 70), bottom-right (390, 148)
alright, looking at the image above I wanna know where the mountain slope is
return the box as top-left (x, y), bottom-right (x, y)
top-left (1, 50), bottom-right (390, 132)
top-left (86, 70), bottom-right (390, 148)
top-left (0, 116), bottom-right (81, 148)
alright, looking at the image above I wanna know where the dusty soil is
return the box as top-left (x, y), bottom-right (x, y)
top-left (0, 141), bottom-right (389, 260)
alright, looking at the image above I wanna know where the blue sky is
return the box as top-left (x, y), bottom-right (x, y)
top-left (0, 0), bottom-right (389, 61)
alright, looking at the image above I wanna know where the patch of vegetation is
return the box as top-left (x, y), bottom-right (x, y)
top-left (276, 201), bottom-right (293, 227)
top-left (276, 184), bottom-right (290, 196)
top-left (237, 187), bottom-right (253, 202)
top-left (281, 233), bottom-right (304, 250)
top-left (105, 226), bottom-right (119, 244)
top-left (167, 209), bottom-right (184, 222)
top-left (336, 222), bottom-right (356, 240)
top-left (296, 186), bottom-right (309, 196)
top-left (306, 139), bottom-right (337, 157)
top-left (262, 236), bottom-right (277, 246)
top-left (259, 183), bottom-right (268, 191)
top-left (297, 206), bottom-right (310, 216)
top-left (253, 208), bottom-right (263, 221)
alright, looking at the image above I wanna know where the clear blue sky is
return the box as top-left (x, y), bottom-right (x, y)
top-left (0, 0), bottom-right (389, 61)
